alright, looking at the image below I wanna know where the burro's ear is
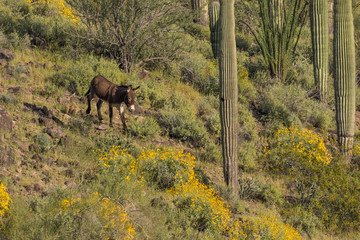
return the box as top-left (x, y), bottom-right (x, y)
top-left (127, 86), bottom-right (131, 92)
top-left (133, 86), bottom-right (140, 92)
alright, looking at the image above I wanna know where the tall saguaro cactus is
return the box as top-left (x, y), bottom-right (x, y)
top-left (334, 0), bottom-right (356, 162)
top-left (219, 0), bottom-right (238, 191)
top-left (310, 0), bottom-right (329, 102)
top-left (191, 0), bottom-right (208, 26)
top-left (209, 1), bottom-right (220, 58)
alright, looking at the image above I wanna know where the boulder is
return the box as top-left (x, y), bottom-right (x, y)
top-left (0, 49), bottom-right (15, 61)
top-left (0, 105), bottom-right (13, 132)
top-left (0, 146), bottom-right (15, 166)
top-left (46, 126), bottom-right (67, 140)
top-left (7, 86), bottom-right (21, 94)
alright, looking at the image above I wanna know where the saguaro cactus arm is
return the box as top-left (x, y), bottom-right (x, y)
top-left (209, 1), bottom-right (220, 58)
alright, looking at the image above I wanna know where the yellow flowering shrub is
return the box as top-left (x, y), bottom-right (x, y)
top-left (96, 146), bottom-right (143, 183)
top-left (138, 148), bottom-right (196, 189)
top-left (58, 192), bottom-right (135, 240)
top-left (0, 182), bottom-right (10, 217)
top-left (96, 147), bottom-right (301, 238)
top-left (228, 216), bottom-right (301, 240)
top-left (265, 127), bottom-right (331, 175)
top-left (169, 176), bottom-right (232, 233)
top-left (27, 0), bottom-right (79, 23)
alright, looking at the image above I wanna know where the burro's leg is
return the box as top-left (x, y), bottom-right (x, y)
top-left (119, 104), bottom-right (127, 131)
top-left (96, 99), bottom-right (103, 121)
top-left (86, 89), bottom-right (93, 114)
top-left (109, 103), bottom-right (113, 127)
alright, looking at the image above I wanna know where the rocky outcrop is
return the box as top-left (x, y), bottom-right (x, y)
top-left (0, 105), bottom-right (13, 132)
top-left (0, 48), bottom-right (15, 62)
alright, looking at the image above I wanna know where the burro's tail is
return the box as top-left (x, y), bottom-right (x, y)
top-left (84, 87), bottom-right (90, 96)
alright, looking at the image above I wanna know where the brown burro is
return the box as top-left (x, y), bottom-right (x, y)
top-left (85, 75), bottom-right (140, 130)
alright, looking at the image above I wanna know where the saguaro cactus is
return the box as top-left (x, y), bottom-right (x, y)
top-left (310, 0), bottom-right (329, 102)
top-left (334, 0), bottom-right (356, 162)
top-left (219, 0), bottom-right (238, 191)
top-left (209, 1), bottom-right (220, 58)
top-left (191, 0), bottom-right (208, 26)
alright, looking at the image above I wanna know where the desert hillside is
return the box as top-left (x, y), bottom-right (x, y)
top-left (0, 0), bottom-right (360, 239)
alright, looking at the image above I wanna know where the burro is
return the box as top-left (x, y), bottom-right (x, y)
top-left (85, 75), bottom-right (139, 130)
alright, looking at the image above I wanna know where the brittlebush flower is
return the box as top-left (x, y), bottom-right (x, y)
top-left (0, 182), bottom-right (11, 217)
top-left (58, 192), bottom-right (135, 239)
top-left (95, 147), bottom-right (301, 239)
top-left (27, 0), bottom-right (79, 23)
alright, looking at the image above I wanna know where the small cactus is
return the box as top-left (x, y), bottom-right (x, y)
top-left (209, 1), bottom-right (220, 58)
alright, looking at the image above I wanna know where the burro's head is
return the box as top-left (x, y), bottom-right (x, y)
top-left (125, 85), bottom-right (140, 112)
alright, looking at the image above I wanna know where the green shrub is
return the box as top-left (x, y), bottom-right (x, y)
top-left (68, 117), bottom-right (92, 135)
top-left (47, 55), bottom-right (125, 95)
top-left (0, 0), bottom-right (75, 48)
top-left (238, 176), bottom-right (262, 200)
top-left (238, 103), bottom-right (259, 171)
top-left (6, 64), bottom-right (29, 78)
top-left (38, 83), bottom-right (59, 97)
top-left (0, 2), bottom-right (22, 35)
top-left (128, 117), bottom-right (161, 139)
top-left (33, 133), bottom-right (53, 153)
top-left (198, 96), bottom-right (221, 136)
top-left (157, 93), bottom-right (210, 147)
top-left (282, 206), bottom-right (321, 237)
top-left (287, 55), bottom-right (314, 90)
top-left (266, 127), bottom-right (360, 232)
top-left (139, 148), bottom-right (196, 190)
top-left (180, 53), bottom-right (219, 95)
top-left (0, 92), bottom-right (17, 105)
top-left (236, 31), bottom-right (252, 51)
top-left (238, 66), bottom-right (258, 103)
top-left (129, 78), bottom-right (168, 108)
top-left (205, 112), bottom-right (221, 136)
top-left (5, 191), bottom-right (135, 240)
top-left (92, 133), bottom-right (138, 155)
top-left (0, 31), bottom-right (30, 50)
top-left (238, 176), bottom-right (283, 205)
top-left (199, 143), bottom-right (222, 163)
top-left (258, 83), bottom-right (334, 133)
top-left (47, 61), bottom-right (93, 95)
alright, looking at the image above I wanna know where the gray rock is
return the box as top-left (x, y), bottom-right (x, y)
top-left (46, 126), bottom-right (67, 140)
top-left (0, 105), bottom-right (13, 132)
top-left (0, 49), bottom-right (15, 61)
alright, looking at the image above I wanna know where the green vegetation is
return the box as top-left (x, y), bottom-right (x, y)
top-left (0, 0), bottom-right (360, 239)
top-left (241, 0), bottom-right (308, 82)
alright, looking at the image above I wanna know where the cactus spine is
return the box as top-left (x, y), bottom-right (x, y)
top-left (209, 1), bottom-right (220, 58)
top-left (310, 0), bottom-right (329, 102)
top-left (191, 0), bottom-right (208, 26)
top-left (334, 0), bottom-right (356, 162)
top-left (219, 0), bottom-right (238, 191)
